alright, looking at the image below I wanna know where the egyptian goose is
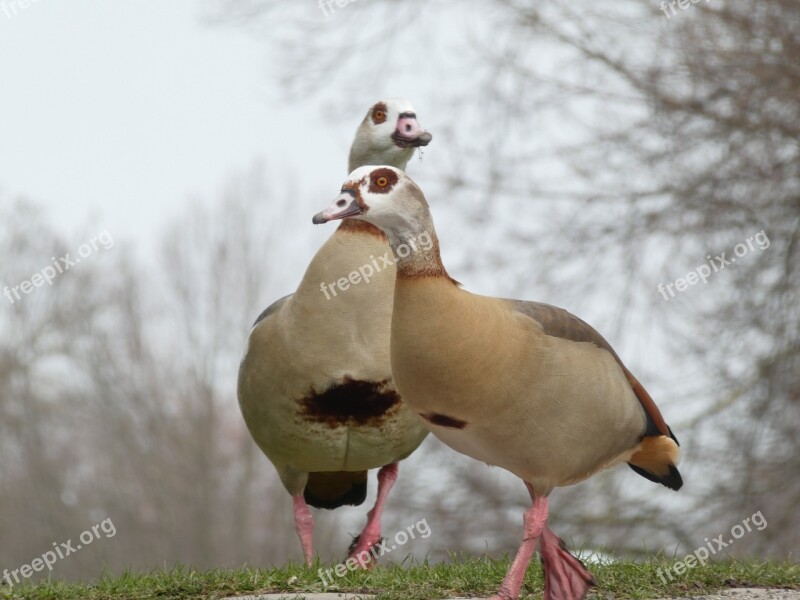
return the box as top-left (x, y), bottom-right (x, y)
top-left (313, 166), bottom-right (682, 600)
top-left (238, 101), bottom-right (432, 566)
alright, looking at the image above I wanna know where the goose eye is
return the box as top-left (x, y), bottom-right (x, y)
top-left (368, 168), bottom-right (398, 193)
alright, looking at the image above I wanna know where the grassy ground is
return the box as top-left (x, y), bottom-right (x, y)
top-left (2, 558), bottom-right (797, 600)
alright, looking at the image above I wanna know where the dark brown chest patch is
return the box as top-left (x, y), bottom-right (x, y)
top-left (420, 412), bottom-right (467, 429)
top-left (299, 377), bottom-right (400, 427)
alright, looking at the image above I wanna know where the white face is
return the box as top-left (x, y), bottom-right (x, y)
top-left (359, 98), bottom-right (433, 154)
top-left (312, 165), bottom-right (407, 228)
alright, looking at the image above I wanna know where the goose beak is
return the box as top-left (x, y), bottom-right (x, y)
top-left (392, 112), bottom-right (432, 148)
top-left (312, 190), bottom-right (363, 224)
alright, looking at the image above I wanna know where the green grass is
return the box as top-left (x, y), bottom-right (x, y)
top-left (2, 558), bottom-right (797, 600)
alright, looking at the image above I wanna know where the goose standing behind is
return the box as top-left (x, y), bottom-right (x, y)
top-left (313, 166), bottom-right (682, 600)
top-left (238, 101), bottom-right (431, 565)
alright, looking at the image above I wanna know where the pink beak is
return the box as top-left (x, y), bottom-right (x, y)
top-left (312, 190), bottom-right (363, 224)
top-left (392, 113), bottom-right (432, 148)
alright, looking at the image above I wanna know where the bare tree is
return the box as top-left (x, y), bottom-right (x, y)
top-left (0, 163), bottom-right (342, 580)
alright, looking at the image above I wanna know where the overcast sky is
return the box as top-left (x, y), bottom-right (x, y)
top-left (0, 0), bottom-right (355, 250)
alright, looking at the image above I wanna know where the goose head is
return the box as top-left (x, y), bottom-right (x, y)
top-left (348, 99), bottom-right (433, 172)
top-left (313, 165), bottom-right (430, 245)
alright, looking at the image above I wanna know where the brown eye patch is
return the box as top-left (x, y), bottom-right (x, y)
top-left (368, 167), bottom-right (399, 194)
top-left (371, 102), bottom-right (388, 125)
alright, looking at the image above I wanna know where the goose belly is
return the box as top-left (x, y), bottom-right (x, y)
top-left (394, 350), bottom-right (646, 491)
top-left (239, 350), bottom-right (428, 473)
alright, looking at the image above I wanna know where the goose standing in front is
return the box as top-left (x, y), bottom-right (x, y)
top-left (313, 166), bottom-right (683, 600)
top-left (238, 101), bottom-right (432, 566)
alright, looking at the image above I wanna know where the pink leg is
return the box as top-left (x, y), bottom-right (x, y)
top-left (539, 526), bottom-right (596, 600)
top-left (489, 483), bottom-right (549, 600)
top-left (292, 494), bottom-right (314, 566)
top-left (347, 463), bottom-right (399, 566)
